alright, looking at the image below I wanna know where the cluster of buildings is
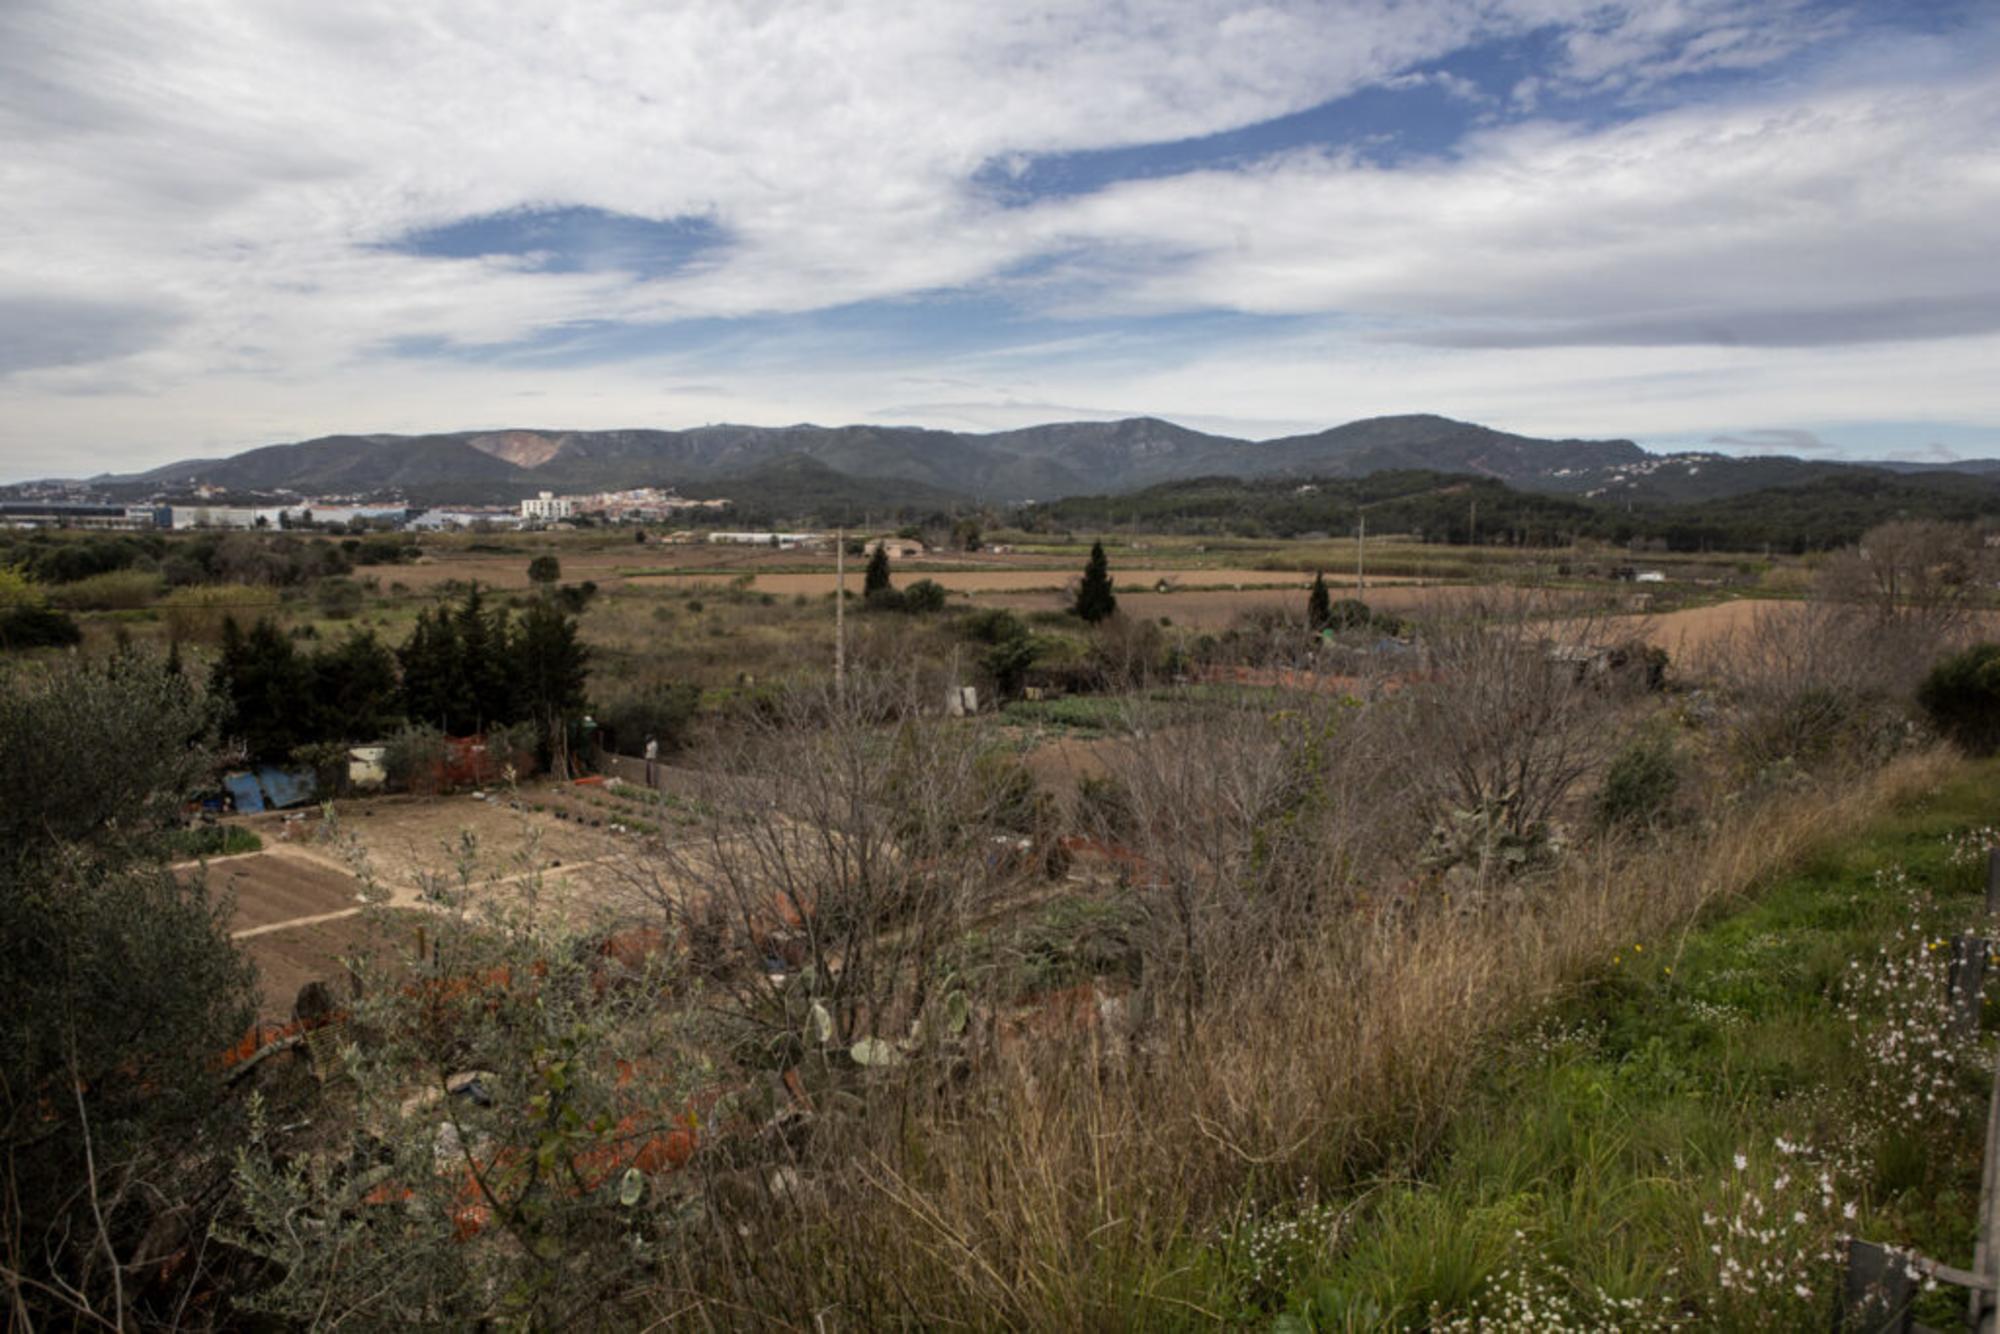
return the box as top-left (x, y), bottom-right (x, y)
top-left (519, 487), bottom-right (731, 524)
top-left (0, 485), bottom-right (733, 533)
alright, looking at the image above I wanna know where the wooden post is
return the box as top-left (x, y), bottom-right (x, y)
top-left (1986, 847), bottom-right (2000, 917)
top-left (1952, 935), bottom-right (1990, 1040)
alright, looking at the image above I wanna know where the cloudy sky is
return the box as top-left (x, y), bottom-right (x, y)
top-left (2, 0), bottom-right (1997, 480)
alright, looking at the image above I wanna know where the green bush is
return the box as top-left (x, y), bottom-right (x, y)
top-left (315, 576), bottom-right (366, 619)
top-left (45, 568), bottom-right (163, 611)
top-left (0, 603), bottom-right (82, 648)
top-left (596, 680), bottom-right (702, 754)
top-left (902, 578), bottom-right (948, 613)
top-left (959, 607), bottom-right (1029, 644)
top-left (352, 537), bottom-right (417, 565)
top-left (1594, 731), bottom-right (1680, 830)
top-left (1919, 643), bottom-right (2000, 755)
top-left (382, 722), bottom-right (449, 793)
top-left (163, 824), bottom-right (263, 858)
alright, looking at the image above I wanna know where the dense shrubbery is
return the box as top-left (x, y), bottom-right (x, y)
top-left (0, 651), bottom-right (256, 1328)
top-left (161, 532), bottom-right (352, 587)
top-left (1919, 642), bottom-right (2000, 756)
top-left (595, 679), bottom-right (703, 754)
top-left (0, 600), bottom-right (82, 648)
top-left (0, 532), bottom-right (165, 583)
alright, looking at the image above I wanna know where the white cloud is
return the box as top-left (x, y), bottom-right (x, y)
top-left (0, 0), bottom-right (1994, 475)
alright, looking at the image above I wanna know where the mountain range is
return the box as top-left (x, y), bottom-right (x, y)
top-left (57, 414), bottom-right (2000, 511)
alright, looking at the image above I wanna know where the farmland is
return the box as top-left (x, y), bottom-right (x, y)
top-left (9, 514), bottom-right (2000, 1328)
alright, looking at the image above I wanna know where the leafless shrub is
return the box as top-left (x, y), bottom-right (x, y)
top-left (1394, 591), bottom-right (1629, 876)
top-left (1694, 585), bottom-right (1947, 777)
top-left (1084, 690), bottom-right (1408, 1035)
top-left (621, 671), bottom-right (1040, 1065)
top-left (1816, 519), bottom-right (1992, 645)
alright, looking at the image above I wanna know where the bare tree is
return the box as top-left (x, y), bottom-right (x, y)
top-left (1817, 519), bottom-right (1992, 642)
top-left (1396, 592), bottom-right (1627, 880)
top-left (623, 672), bottom-right (1040, 1061)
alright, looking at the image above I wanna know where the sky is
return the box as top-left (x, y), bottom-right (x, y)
top-left (2, 0), bottom-right (1997, 480)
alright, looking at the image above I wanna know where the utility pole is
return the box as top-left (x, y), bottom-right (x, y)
top-left (1356, 510), bottom-right (1366, 594)
top-left (834, 527), bottom-right (846, 699)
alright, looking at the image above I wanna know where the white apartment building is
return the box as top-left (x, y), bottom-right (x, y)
top-left (520, 491), bottom-right (574, 521)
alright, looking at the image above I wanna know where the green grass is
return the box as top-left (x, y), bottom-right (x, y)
top-left (1000, 695), bottom-right (1137, 732)
top-left (1214, 761), bottom-right (2000, 1329)
top-left (164, 824), bottom-right (264, 859)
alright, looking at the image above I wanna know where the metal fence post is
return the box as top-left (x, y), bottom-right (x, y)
top-left (1973, 1036), bottom-right (2000, 1334)
top-left (1952, 936), bottom-right (1991, 1040)
top-left (1840, 1238), bottom-right (1917, 1331)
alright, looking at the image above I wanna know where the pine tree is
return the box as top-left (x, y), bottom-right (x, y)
top-left (1307, 571), bottom-right (1331, 631)
top-left (863, 544), bottom-right (892, 597)
top-left (310, 629), bottom-right (401, 742)
top-left (214, 617), bottom-right (309, 762)
top-left (1075, 540), bottom-right (1117, 624)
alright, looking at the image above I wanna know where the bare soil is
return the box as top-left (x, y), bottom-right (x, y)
top-left (203, 850), bottom-right (372, 933)
top-left (240, 909), bottom-right (422, 1021)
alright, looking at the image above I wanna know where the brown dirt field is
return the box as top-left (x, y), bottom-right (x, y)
top-left (200, 851), bottom-right (373, 933)
top-left (240, 909), bottom-right (422, 1021)
top-left (302, 787), bottom-right (634, 890)
top-left (1020, 734), bottom-right (1124, 797)
top-left (1595, 599), bottom-right (1784, 656)
top-left (1599, 599), bottom-right (2000, 658)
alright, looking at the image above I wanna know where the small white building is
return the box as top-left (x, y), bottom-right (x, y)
top-left (169, 505), bottom-right (275, 530)
top-left (865, 537), bottom-right (926, 559)
top-left (520, 491), bottom-right (573, 521)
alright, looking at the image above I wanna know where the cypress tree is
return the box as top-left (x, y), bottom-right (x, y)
top-left (515, 598), bottom-right (590, 771)
top-left (863, 544), bottom-right (892, 597)
top-left (1307, 571), bottom-right (1331, 631)
top-left (453, 585), bottom-right (515, 732)
top-left (1075, 540), bottom-right (1117, 624)
top-left (398, 609), bottom-right (461, 732)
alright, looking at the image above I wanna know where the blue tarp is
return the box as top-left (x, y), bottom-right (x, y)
top-left (223, 771), bottom-right (266, 814)
top-left (221, 767), bottom-right (316, 812)
top-left (255, 766), bottom-right (316, 810)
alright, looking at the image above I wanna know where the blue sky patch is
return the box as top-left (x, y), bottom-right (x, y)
top-left (387, 206), bottom-right (726, 278)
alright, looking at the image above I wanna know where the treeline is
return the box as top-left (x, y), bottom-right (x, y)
top-left (0, 529), bottom-right (430, 591)
top-left (1020, 469), bottom-right (2000, 553)
top-left (210, 585), bottom-right (588, 764)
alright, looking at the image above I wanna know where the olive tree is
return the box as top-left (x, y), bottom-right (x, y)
top-left (0, 650), bottom-right (257, 1330)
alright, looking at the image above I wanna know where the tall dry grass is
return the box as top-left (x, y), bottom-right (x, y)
top-left (648, 714), bottom-right (1956, 1327)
